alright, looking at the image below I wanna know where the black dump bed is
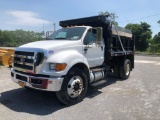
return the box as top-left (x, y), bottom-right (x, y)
top-left (60, 15), bottom-right (132, 38)
top-left (60, 15), bottom-right (134, 59)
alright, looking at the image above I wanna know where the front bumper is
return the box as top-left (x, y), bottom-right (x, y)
top-left (11, 68), bottom-right (64, 91)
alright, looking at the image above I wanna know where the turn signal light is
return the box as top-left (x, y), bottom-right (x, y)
top-left (55, 63), bottom-right (67, 71)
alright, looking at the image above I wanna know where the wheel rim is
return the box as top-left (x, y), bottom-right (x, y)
top-left (67, 76), bottom-right (83, 98)
top-left (125, 63), bottom-right (130, 76)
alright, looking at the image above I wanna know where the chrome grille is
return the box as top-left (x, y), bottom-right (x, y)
top-left (14, 51), bottom-right (35, 71)
top-left (13, 50), bottom-right (46, 74)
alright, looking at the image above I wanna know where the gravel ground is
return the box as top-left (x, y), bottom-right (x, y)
top-left (0, 55), bottom-right (160, 120)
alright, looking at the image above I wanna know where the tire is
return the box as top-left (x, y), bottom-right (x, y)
top-left (113, 66), bottom-right (120, 78)
top-left (119, 59), bottom-right (131, 80)
top-left (56, 68), bottom-right (88, 105)
top-left (24, 86), bottom-right (33, 91)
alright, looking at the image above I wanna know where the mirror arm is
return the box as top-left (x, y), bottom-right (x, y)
top-left (84, 47), bottom-right (88, 54)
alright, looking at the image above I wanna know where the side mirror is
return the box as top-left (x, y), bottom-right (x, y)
top-left (46, 31), bottom-right (49, 39)
top-left (84, 41), bottom-right (89, 45)
top-left (96, 27), bottom-right (102, 43)
top-left (92, 29), bottom-right (97, 34)
top-left (46, 31), bottom-right (55, 40)
top-left (84, 41), bottom-right (93, 46)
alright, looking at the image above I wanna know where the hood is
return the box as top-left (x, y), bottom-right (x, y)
top-left (19, 40), bottom-right (80, 50)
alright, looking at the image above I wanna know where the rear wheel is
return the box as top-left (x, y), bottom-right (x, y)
top-left (113, 66), bottom-right (120, 78)
top-left (119, 59), bottom-right (131, 80)
top-left (56, 68), bottom-right (88, 105)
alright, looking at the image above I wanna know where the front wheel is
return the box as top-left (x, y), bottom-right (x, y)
top-left (119, 59), bottom-right (131, 80)
top-left (56, 68), bottom-right (88, 105)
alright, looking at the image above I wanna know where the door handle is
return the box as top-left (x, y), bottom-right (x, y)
top-left (101, 46), bottom-right (103, 51)
top-left (84, 48), bottom-right (88, 54)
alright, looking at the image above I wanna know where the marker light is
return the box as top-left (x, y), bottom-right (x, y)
top-left (49, 63), bottom-right (67, 71)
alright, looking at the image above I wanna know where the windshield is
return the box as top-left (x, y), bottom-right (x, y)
top-left (47, 27), bottom-right (86, 40)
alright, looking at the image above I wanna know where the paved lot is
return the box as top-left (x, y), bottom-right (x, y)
top-left (0, 55), bottom-right (160, 120)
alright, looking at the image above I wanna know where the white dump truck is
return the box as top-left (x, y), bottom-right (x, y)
top-left (11, 15), bottom-right (134, 105)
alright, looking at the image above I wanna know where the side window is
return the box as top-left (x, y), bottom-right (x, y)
top-left (90, 33), bottom-right (97, 43)
top-left (83, 30), bottom-right (97, 45)
top-left (83, 31), bottom-right (91, 45)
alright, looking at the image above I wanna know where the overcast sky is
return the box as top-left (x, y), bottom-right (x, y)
top-left (0, 0), bottom-right (160, 36)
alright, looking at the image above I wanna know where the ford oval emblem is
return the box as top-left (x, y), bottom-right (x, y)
top-left (48, 50), bottom-right (54, 54)
top-left (20, 58), bottom-right (25, 62)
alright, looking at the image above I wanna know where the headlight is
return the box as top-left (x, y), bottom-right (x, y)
top-left (49, 63), bottom-right (56, 70)
top-left (49, 63), bottom-right (67, 71)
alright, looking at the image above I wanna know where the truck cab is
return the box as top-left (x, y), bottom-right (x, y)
top-left (47, 26), bottom-right (104, 67)
top-left (11, 15), bottom-right (134, 105)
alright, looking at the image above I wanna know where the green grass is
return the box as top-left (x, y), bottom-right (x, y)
top-left (136, 51), bottom-right (160, 56)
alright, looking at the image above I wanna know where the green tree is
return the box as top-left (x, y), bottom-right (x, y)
top-left (149, 32), bottom-right (160, 53)
top-left (146, 20), bottom-right (160, 53)
top-left (111, 21), bottom-right (118, 26)
top-left (125, 22), bottom-right (152, 51)
top-left (0, 30), bottom-right (44, 47)
top-left (99, 11), bottom-right (118, 26)
top-left (0, 30), bottom-right (2, 43)
top-left (99, 11), bottom-right (109, 16)
top-left (153, 32), bottom-right (160, 44)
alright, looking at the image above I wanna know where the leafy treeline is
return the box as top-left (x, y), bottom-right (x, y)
top-left (150, 21), bottom-right (160, 53)
top-left (125, 22), bottom-right (152, 51)
top-left (0, 29), bottom-right (44, 47)
top-left (147, 32), bottom-right (160, 53)
top-left (100, 11), bottom-right (160, 53)
top-left (125, 22), bottom-right (160, 53)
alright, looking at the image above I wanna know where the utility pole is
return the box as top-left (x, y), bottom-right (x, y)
top-left (43, 24), bottom-right (44, 32)
top-left (53, 23), bottom-right (56, 32)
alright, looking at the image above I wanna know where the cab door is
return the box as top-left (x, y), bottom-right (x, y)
top-left (83, 28), bottom-right (104, 68)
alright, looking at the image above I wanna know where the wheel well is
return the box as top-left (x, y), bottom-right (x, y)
top-left (111, 55), bottom-right (134, 70)
top-left (126, 55), bottom-right (134, 70)
top-left (70, 63), bottom-right (90, 82)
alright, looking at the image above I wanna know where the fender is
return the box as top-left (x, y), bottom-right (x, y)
top-left (40, 50), bottom-right (89, 76)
